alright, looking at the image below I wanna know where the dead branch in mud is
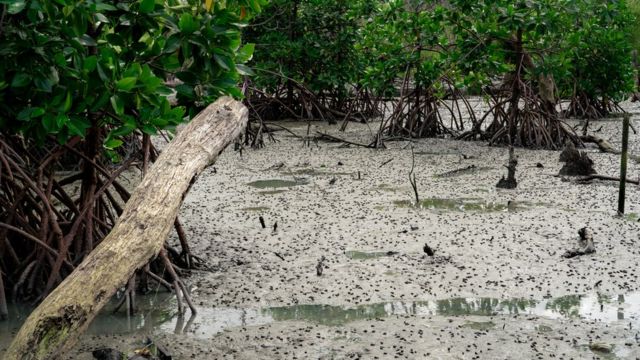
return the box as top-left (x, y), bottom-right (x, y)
top-left (575, 174), bottom-right (640, 185)
top-left (4, 97), bottom-right (248, 360)
top-left (580, 135), bottom-right (619, 154)
top-left (436, 165), bottom-right (477, 178)
top-left (409, 146), bottom-right (420, 204)
top-left (314, 131), bottom-right (373, 148)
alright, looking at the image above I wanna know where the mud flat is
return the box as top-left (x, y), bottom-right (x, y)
top-left (2, 100), bottom-right (640, 359)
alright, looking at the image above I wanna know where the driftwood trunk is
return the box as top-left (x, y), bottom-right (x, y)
top-left (5, 97), bottom-right (248, 360)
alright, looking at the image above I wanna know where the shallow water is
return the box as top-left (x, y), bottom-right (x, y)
top-left (247, 178), bottom-right (309, 189)
top-left (393, 197), bottom-right (508, 212)
top-left (240, 206), bottom-right (271, 212)
top-left (392, 198), bottom-right (554, 213)
top-left (4, 292), bottom-right (636, 343)
top-left (289, 168), bottom-right (353, 176)
top-left (434, 165), bottom-right (493, 178)
top-left (345, 250), bottom-right (398, 260)
top-left (165, 292), bottom-right (640, 341)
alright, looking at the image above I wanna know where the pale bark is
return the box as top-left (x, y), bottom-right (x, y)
top-left (5, 97), bottom-right (248, 360)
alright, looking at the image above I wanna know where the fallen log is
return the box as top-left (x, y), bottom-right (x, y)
top-left (576, 174), bottom-right (640, 185)
top-left (580, 135), bottom-right (619, 154)
top-left (5, 97), bottom-right (248, 360)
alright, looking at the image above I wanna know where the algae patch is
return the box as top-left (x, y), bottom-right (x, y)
top-left (623, 212), bottom-right (639, 222)
top-left (257, 189), bottom-right (288, 195)
top-left (248, 179), bottom-right (309, 189)
top-left (241, 206), bottom-right (270, 212)
top-left (345, 251), bottom-right (397, 260)
top-left (462, 321), bottom-right (495, 330)
top-left (435, 165), bottom-right (492, 178)
top-left (289, 168), bottom-right (352, 176)
top-left (392, 198), bottom-right (551, 213)
top-left (393, 198), bottom-right (508, 212)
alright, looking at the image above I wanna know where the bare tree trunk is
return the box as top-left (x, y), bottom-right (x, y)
top-left (508, 29), bottom-right (524, 145)
top-left (4, 97), bottom-right (248, 360)
top-left (0, 271), bottom-right (8, 320)
top-left (632, 50), bottom-right (640, 102)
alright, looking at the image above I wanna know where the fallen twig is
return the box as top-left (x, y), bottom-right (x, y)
top-left (576, 174), bottom-right (639, 185)
top-left (314, 131), bottom-right (372, 148)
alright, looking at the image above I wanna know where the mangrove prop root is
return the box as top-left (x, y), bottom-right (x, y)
top-left (5, 97), bottom-right (247, 360)
top-left (496, 146), bottom-right (518, 189)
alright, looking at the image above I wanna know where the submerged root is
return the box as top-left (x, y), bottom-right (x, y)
top-left (0, 132), bottom-right (199, 320)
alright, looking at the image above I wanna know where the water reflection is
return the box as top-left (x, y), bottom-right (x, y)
top-left (2, 293), bottom-right (639, 341)
top-left (165, 293), bottom-right (640, 339)
top-left (393, 198), bottom-right (508, 212)
top-left (247, 179), bottom-right (308, 189)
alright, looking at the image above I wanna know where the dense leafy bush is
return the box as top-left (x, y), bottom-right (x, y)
top-left (561, 0), bottom-right (635, 117)
top-left (244, 0), bottom-right (371, 119)
top-left (0, 0), bottom-right (262, 148)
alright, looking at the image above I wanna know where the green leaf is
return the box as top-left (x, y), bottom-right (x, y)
top-left (11, 73), bottom-right (30, 87)
top-left (175, 84), bottom-right (194, 99)
top-left (78, 34), bottom-right (97, 46)
top-left (110, 117), bottom-right (136, 137)
top-left (116, 77), bottom-right (138, 91)
top-left (142, 124), bottom-right (157, 135)
top-left (30, 107), bottom-right (45, 118)
top-left (91, 92), bottom-right (111, 112)
top-left (236, 64), bottom-right (255, 76)
top-left (110, 95), bottom-right (125, 115)
top-left (66, 120), bottom-right (86, 137)
top-left (94, 13), bottom-right (110, 23)
top-left (156, 85), bottom-right (174, 96)
top-left (139, 0), bottom-right (155, 13)
top-left (247, 0), bottom-right (262, 13)
top-left (96, 63), bottom-right (109, 82)
top-left (95, 3), bottom-right (117, 11)
top-left (163, 35), bottom-right (181, 54)
top-left (214, 54), bottom-right (233, 71)
top-left (104, 138), bottom-right (123, 149)
top-left (63, 92), bottom-right (73, 112)
top-left (42, 114), bottom-right (57, 132)
top-left (34, 77), bottom-right (53, 92)
top-left (236, 43), bottom-right (255, 63)
top-left (7, 0), bottom-right (26, 14)
top-left (56, 114), bottom-right (69, 128)
top-left (84, 56), bottom-right (98, 72)
top-left (178, 13), bottom-right (199, 34)
top-left (17, 108), bottom-right (31, 121)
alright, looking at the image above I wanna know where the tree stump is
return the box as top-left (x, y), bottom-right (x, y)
top-left (496, 146), bottom-right (518, 189)
top-left (559, 142), bottom-right (596, 176)
top-left (5, 97), bottom-right (248, 360)
top-left (562, 227), bottom-right (595, 258)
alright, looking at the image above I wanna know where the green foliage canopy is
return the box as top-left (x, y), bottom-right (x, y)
top-left (0, 0), bottom-right (264, 150)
